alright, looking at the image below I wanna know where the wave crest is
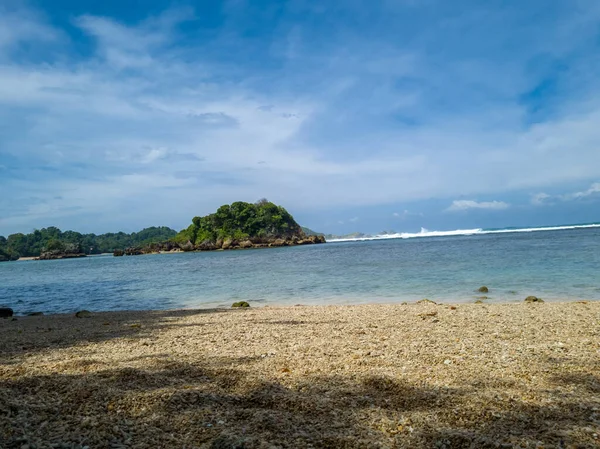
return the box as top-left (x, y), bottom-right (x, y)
top-left (328, 224), bottom-right (600, 242)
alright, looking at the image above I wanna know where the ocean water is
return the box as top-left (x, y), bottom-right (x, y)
top-left (1, 225), bottom-right (599, 315)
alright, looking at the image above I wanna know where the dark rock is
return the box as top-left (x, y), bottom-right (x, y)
top-left (478, 286), bottom-right (489, 293)
top-left (417, 299), bottom-right (437, 305)
top-left (75, 310), bottom-right (92, 318)
top-left (124, 247), bottom-right (144, 256)
top-left (232, 301), bottom-right (250, 308)
top-left (113, 249), bottom-right (125, 257)
top-left (39, 242), bottom-right (86, 260)
top-left (0, 307), bottom-right (14, 318)
top-left (524, 296), bottom-right (544, 303)
top-left (27, 312), bottom-right (44, 316)
top-left (198, 239), bottom-right (217, 251)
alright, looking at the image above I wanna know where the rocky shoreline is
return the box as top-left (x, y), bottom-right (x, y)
top-left (113, 234), bottom-right (326, 256)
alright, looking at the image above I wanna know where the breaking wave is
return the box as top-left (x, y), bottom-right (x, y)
top-left (328, 223), bottom-right (600, 242)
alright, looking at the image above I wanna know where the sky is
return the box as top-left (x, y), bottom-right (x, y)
top-left (1, 0), bottom-right (600, 236)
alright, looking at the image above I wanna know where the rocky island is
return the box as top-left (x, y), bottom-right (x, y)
top-left (37, 241), bottom-right (87, 260)
top-left (117, 200), bottom-right (325, 255)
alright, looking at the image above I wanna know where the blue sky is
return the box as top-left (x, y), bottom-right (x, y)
top-left (1, 0), bottom-right (600, 236)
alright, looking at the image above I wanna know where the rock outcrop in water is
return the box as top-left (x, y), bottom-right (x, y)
top-left (120, 200), bottom-right (326, 255)
top-left (38, 242), bottom-right (86, 260)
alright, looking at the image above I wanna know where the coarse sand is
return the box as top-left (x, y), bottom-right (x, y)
top-left (1, 302), bottom-right (599, 448)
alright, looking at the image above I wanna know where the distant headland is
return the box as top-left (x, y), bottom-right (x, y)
top-left (0, 200), bottom-right (325, 261)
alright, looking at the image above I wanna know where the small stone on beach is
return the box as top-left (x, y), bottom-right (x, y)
top-left (75, 310), bottom-right (92, 318)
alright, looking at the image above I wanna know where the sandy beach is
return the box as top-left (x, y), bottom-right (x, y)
top-left (1, 301), bottom-right (599, 448)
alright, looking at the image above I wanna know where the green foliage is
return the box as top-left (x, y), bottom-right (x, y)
top-left (0, 226), bottom-right (177, 258)
top-left (173, 199), bottom-right (303, 244)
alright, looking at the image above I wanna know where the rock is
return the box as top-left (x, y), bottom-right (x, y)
top-left (39, 242), bottom-right (87, 260)
top-left (478, 286), bottom-right (489, 293)
top-left (524, 296), bottom-right (544, 303)
top-left (232, 301), bottom-right (250, 308)
top-left (239, 240), bottom-right (253, 249)
top-left (180, 241), bottom-right (195, 252)
top-left (197, 239), bottom-right (217, 251)
top-left (221, 239), bottom-right (234, 250)
top-left (75, 310), bottom-right (92, 318)
top-left (271, 238), bottom-right (287, 247)
top-left (27, 312), bottom-right (44, 316)
top-left (0, 307), bottom-right (14, 318)
top-left (124, 247), bottom-right (144, 256)
top-left (113, 249), bottom-right (125, 257)
top-left (417, 299), bottom-right (437, 305)
top-left (475, 299), bottom-right (484, 304)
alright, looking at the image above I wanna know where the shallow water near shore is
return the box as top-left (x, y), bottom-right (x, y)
top-left (1, 226), bottom-right (599, 314)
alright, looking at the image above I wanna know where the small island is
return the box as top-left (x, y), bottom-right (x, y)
top-left (124, 199), bottom-right (325, 255)
top-left (0, 200), bottom-right (325, 261)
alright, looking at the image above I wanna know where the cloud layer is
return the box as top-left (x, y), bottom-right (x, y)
top-left (1, 1), bottom-right (600, 233)
top-left (447, 200), bottom-right (510, 212)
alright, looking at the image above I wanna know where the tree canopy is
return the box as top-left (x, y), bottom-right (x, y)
top-left (0, 226), bottom-right (177, 258)
top-left (173, 200), bottom-right (303, 245)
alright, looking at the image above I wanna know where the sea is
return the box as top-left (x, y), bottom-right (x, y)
top-left (1, 224), bottom-right (599, 315)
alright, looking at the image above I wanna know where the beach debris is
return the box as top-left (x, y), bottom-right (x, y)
top-left (478, 286), bottom-right (489, 293)
top-left (418, 311), bottom-right (438, 319)
top-left (27, 312), bottom-right (44, 316)
top-left (232, 301), bottom-right (250, 308)
top-left (75, 310), bottom-right (92, 318)
top-left (0, 307), bottom-right (14, 318)
top-left (524, 296), bottom-right (544, 303)
top-left (449, 306), bottom-right (457, 310)
top-left (417, 299), bottom-right (437, 305)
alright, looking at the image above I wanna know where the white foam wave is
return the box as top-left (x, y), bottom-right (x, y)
top-left (328, 224), bottom-right (600, 242)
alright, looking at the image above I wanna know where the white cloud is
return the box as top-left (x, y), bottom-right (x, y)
top-left (531, 192), bottom-right (552, 205)
top-left (349, 217), bottom-right (359, 222)
top-left (531, 182), bottom-right (600, 205)
top-left (562, 182), bottom-right (600, 200)
top-left (3, 2), bottom-right (600, 233)
top-left (393, 210), bottom-right (423, 218)
top-left (446, 200), bottom-right (510, 212)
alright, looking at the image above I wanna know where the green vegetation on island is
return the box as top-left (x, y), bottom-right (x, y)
top-left (0, 226), bottom-right (177, 259)
top-left (170, 199), bottom-right (325, 251)
top-left (0, 200), bottom-right (325, 260)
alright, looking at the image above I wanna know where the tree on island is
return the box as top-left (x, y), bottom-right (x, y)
top-left (173, 199), bottom-right (305, 246)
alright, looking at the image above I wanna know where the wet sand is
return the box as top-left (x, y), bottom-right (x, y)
top-left (1, 301), bottom-right (599, 448)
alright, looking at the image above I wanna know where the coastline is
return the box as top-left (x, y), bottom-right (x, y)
top-left (1, 301), bottom-right (599, 448)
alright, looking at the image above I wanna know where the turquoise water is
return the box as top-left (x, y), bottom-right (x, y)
top-left (1, 226), bottom-right (600, 314)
